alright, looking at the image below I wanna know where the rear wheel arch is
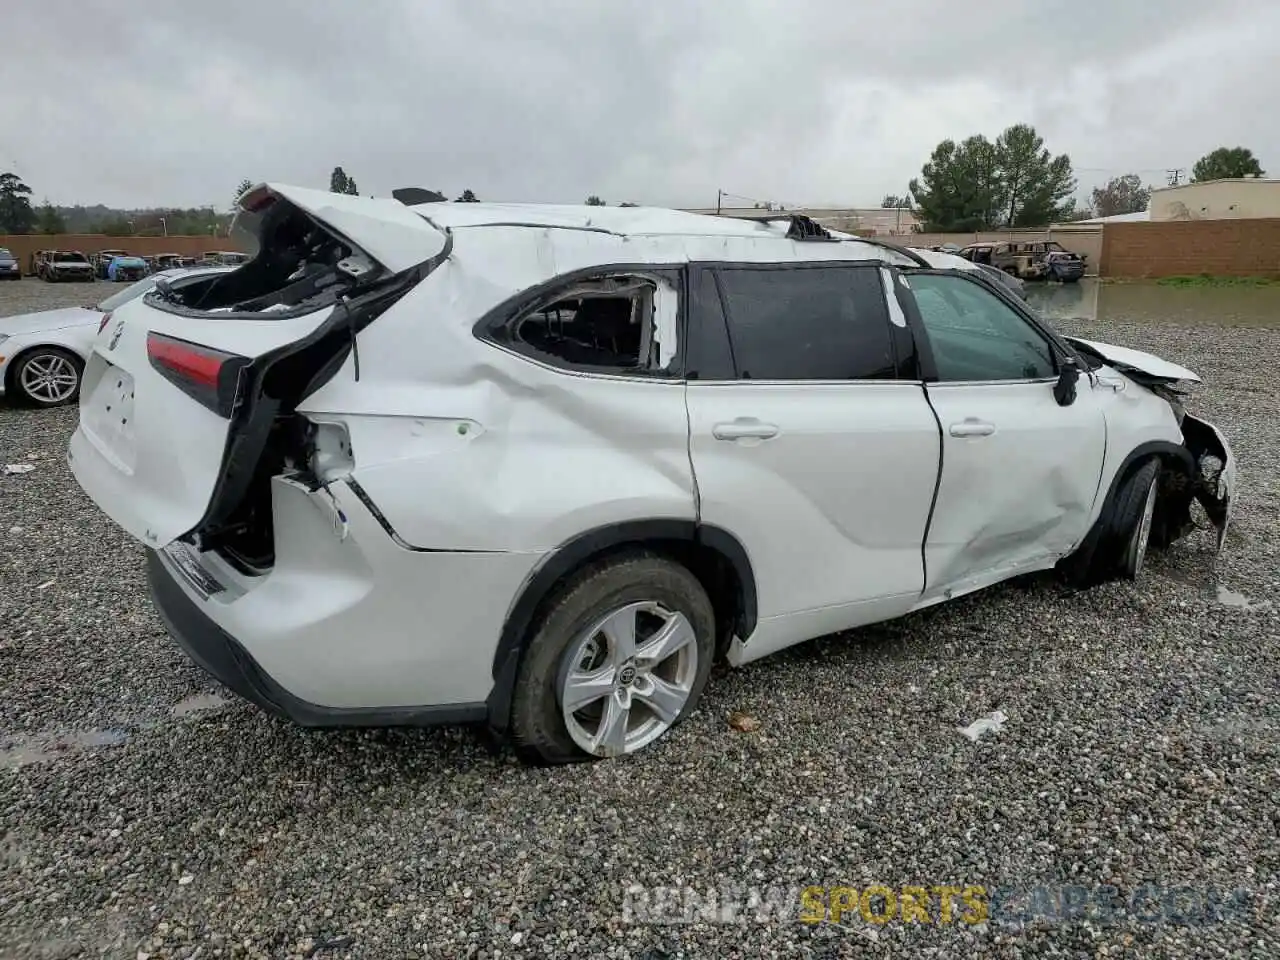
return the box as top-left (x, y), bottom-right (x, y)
top-left (485, 519), bottom-right (757, 734)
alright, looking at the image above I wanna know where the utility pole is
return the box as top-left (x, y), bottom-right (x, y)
top-left (1166, 168), bottom-right (1185, 187)
top-left (716, 189), bottom-right (723, 216)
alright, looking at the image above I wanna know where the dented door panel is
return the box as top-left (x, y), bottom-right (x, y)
top-left (919, 380), bottom-right (1107, 599)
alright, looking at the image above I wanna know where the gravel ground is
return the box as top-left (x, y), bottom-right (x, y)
top-left (1, 278), bottom-right (1278, 959)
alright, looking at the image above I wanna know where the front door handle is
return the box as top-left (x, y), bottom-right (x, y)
top-left (713, 418), bottom-right (779, 441)
top-left (949, 419), bottom-right (996, 438)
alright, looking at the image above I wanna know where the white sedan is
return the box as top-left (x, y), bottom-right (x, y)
top-left (1, 266), bottom-right (233, 407)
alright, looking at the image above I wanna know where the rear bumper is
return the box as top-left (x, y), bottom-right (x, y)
top-left (139, 475), bottom-right (545, 726)
top-left (147, 548), bottom-right (488, 727)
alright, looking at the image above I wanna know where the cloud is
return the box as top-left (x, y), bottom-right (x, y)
top-left (3, 0), bottom-right (1273, 209)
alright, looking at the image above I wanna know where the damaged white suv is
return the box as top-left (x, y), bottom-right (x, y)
top-left (69, 184), bottom-right (1234, 763)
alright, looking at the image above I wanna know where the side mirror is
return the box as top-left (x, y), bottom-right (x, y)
top-left (1054, 357), bottom-right (1080, 407)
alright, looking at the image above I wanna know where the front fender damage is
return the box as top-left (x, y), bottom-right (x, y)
top-left (1179, 413), bottom-right (1234, 550)
top-left (1149, 402), bottom-right (1234, 553)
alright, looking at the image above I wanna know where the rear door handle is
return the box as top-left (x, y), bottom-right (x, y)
top-left (949, 419), bottom-right (996, 438)
top-left (713, 418), bottom-right (779, 441)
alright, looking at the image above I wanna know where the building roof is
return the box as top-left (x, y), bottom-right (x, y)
top-left (1077, 210), bottom-right (1150, 224)
top-left (1151, 177), bottom-right (1280, 195)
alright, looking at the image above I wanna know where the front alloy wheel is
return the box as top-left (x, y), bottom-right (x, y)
top-left (1122, 472), bottom-right (1159, 578)
top-left (14, 348), bottom-right (82, 407)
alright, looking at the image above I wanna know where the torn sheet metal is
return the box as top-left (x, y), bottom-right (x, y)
top-left (241, 182), bottom-right (449, 274)
top-left (1065, 337), bottom-right (1200, 383)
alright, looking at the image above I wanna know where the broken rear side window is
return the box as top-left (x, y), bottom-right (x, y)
top-left (506, 275), bottom-right (679, 376)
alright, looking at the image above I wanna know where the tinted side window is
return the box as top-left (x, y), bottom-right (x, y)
top-left (685, 267), bottom-right (736, 380)
top-left (714, 265), bottom-right (895, 380)
top-left (907, 274), bottom-right (1056, 382)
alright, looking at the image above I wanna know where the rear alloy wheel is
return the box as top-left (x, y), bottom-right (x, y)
top-left (511, 553), bottom-right (715, 764)
top-left (14, 348), bottom-right (82, 407)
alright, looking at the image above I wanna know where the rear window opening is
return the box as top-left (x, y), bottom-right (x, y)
top-left (509, 276), bottom-right (677, 372)
top-left (148, 201), bottom-right (383, 317)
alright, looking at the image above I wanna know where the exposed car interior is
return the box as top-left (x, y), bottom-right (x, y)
top-left (512, 277), bottom-right (665, 370)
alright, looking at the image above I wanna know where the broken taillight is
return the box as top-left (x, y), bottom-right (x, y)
top-left (146, 332), bottom-right (249, 419)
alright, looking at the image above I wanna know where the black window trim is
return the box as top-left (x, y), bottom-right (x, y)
top-left (472, 261), bottom-right (688, 380)
top-left (894, 266), bottom-right (1084, 386)
top-left (690, 258), bottom-right (920, 385)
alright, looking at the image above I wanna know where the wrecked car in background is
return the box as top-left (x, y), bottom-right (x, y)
top-left (39, 250), bottom-right (94, 282)
top-left (0, 247), bottom-right (20, 280)
top-left (106, 254), bottom-right (149, 282)
top-left (68, 185), bottom-right (1234, 764)
top-left (92, 249), bottom-right (129, 280)
top-left (959, 239), bottom-right (1086, 282)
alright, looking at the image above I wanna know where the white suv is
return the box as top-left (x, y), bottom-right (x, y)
top-left (68, 184), bottom-right (1235, 763)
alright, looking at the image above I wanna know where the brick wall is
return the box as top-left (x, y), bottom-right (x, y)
top-left (1101, 219), bottom-right (1280, 278)
top-left (0, 234), bottom-right (247, 275)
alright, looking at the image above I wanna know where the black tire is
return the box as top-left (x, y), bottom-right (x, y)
top-left (510, 552), bottom-right (716, 765)
top-left (1064, 458), bottom-right (1161, 586)
top-left (10, 347), bottom-right (84, 408)
top-left (1113, 459), bottom-right (1160, 580)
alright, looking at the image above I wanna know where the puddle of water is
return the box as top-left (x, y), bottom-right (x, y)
top-left (1216, 584), bottom-right (1271, 611)
top-left (1028, 279), bottom-right (1280, 328)
top-left (0, 729), bottom-right (128, 769)
top-left (171, 692), bottom-right (229, 717)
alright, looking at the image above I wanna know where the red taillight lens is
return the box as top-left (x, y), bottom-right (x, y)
top-left (146, 332), bottom-right (248, 418)
top-left (98, 312), bottom-right (112, 334)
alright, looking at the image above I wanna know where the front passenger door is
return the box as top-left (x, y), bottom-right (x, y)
top-left (902, 271), bottom-right (1106, 601)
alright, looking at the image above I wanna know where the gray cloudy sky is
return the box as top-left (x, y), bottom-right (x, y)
top-left (6, 0), bottom-right (1276, 210)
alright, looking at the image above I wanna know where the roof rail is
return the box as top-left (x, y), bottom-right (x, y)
top-left (843, 235), bottom-right (932, 268)
top-left (726, 212), bottom-right (932, 266)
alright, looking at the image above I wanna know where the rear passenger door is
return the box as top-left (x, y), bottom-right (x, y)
top-left (684, 262), bottom-right (941, 661)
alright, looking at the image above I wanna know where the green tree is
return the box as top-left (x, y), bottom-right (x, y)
top-left (330, 166), bottom-right (360, 195)
top-left (881, 194), bottom-right (911, 209)
top-left (584, 195), bottom-right (605, 206)
top-left (1090, 174), bottom-right (1151, 217)
top-left (0, 172), bottom-right (36, 234)
top-left (455, 188), bottom-right (479, 202)
top-left (908, 125), bottom-right (1075, 230)
top-left (996, 124), bottom-right (1076, 226)
top-left (98, 218), bottom-right (134, 237)
top-left (1191, 146), bottom-right (1265, 182)
top-left (35, 201), bottom-right (66, 234)
top-left (909, 135), bottom-right (1001, 231)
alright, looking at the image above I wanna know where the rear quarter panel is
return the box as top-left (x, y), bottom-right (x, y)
top-left (298, 238), bottom-right (697, 552)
